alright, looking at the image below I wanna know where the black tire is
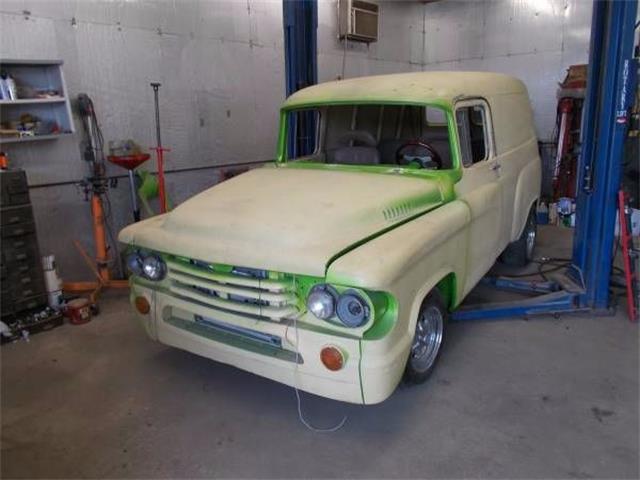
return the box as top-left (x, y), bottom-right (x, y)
top-left (404, 290), bottom-right (448, 384)
top-left (500, 206), bottom-right (537, 267)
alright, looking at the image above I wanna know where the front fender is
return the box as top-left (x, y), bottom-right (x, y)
top-left (326, 200), bottom-right (470, 322)
top-left (327, 201), bottom-right (470, 404)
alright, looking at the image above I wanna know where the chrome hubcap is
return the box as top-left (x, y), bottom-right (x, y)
top-left (410, 306), bottom-right (444, 373)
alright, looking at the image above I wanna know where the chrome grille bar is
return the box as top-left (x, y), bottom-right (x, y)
top-left (166, 258), bottom-right (299, 321)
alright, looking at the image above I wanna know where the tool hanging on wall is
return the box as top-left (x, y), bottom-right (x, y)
top-left (150, 83), bottom-right (170, 213)
top-left (62, 93), bottom-right (128, 306)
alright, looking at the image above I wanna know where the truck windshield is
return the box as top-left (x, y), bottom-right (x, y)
top-left (285, 104), bottom-right (453, 170)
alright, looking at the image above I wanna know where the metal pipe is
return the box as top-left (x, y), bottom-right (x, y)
top-left (128, 170), bottom-right (140, 222)
top-left (27, 160), bottom-right (273, 189)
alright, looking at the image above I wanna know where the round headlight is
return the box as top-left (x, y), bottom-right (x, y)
top-left (306, 284), bottom-right (338, 320)
top-left (336, 290), bottom-right (370, 327)
top-left (142, 254), bottom-right (166, 281)
top-left (126, 252), bottom-right (143, 275)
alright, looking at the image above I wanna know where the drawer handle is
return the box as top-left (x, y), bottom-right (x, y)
top-left (18, 265), bottom-right (28, 272)
top-left (21, 277), bottom-right (31, 284)
top-left (23, 290), bottom-right (33, 296)
top-left (9, 216), bottom-right (19, 223)
top-left (13, 229), bottom-right (24, 235)
top-left (16, 254), bottom-right (27, 260)
top-left (13, 241), bottom-right (25, 248)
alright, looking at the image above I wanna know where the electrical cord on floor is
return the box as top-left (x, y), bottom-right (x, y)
top-left (292, 314), bottom-right (347, 433)
top-left (500, 254), bottom-right (627, 293)
top-left (497, 257), bottom-right (571, 280)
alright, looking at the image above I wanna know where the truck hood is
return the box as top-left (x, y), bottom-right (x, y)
top-left (118, 165), bottom-right (448, 277)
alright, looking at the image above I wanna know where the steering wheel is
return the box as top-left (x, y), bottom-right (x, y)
top-left (395, 140), bottom-right (442, 169)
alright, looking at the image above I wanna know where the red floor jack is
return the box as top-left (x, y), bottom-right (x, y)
top-left (150, 83), bottom-right (170, 213)
top-left (618, 190), bottom-right (639, 322)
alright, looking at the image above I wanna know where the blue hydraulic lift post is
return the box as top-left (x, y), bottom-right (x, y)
top-left (283, 0), bottom-right (318, 158)
top-left (453, 0), bottom-right (638, 321)
top-left (572, 0), bottom-right (639, 310)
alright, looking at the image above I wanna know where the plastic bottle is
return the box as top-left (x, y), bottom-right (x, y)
top-left (537, 202), bottom-right (549, 225)
top-left (4, 74), bottom-right (17, 100)
top-left (42, 255), bottom-right (63, 309)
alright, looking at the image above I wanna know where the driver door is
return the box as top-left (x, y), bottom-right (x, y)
top-left (453, 99), bottom-right (503, 296)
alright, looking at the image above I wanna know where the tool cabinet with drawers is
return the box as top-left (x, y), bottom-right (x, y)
top-left (1, 169), bottom-right (47, 317)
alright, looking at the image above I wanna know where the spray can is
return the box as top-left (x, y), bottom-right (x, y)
top-left (42, 254), bottom-right (63, 309)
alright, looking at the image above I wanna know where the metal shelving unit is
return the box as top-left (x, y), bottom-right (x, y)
top-left (0, 59), bottom-right (75, 144)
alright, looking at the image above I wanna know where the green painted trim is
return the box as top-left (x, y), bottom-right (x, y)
top-left (130, 250), bottom-right (395, 339)
top-left (275, 100), bottom-right (463, 184)
top-left (165, 316), bottom-right (302, 364)
top-left (276, 110), bottom-right (287, 163)
top-left (276, 161), bottom-right (461, 184)
top-left (362, 291), bottom-right (398, 340)
top-left (436, 272), bottom-right (458, 311)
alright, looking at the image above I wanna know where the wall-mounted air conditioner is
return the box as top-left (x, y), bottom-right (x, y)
top-left (339, 0), bottom-right (379, 43)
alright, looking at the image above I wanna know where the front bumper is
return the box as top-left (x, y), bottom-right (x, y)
top-left (131, 281), bottom-right (408, 405)
top-left (132, 282), bottom-right (365, 403)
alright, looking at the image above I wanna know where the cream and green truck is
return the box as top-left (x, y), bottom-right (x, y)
top-left (119, 72), bottom-right (541, 404)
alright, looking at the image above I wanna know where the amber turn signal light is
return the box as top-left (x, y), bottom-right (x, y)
top-left (320, 346), bottom-right (344, 371)
top-left (135, 296), bottom-right (150, 314)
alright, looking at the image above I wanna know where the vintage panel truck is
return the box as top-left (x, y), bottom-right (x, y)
top-left (119, 72), bottom-right (541, 404)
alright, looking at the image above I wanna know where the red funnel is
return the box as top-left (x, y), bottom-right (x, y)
top-left (107, 154), bottom-right (150, 171)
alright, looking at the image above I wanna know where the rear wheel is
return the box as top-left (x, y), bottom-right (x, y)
top-left (501, 206), bottom-right (537, 267)
top-left (404, 290), bottom-right (448, 384)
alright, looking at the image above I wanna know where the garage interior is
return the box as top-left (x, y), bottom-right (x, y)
top-left (1, 0), bottom-right (639, 478)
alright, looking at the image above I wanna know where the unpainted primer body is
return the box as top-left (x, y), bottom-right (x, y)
top-left (119, 72), bottom-right (541, 404)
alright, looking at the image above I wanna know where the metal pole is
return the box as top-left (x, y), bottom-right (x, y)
top-left (150, 82), bottom-right (168, 213)
top-left (151, 82), bottom-right (162, 147)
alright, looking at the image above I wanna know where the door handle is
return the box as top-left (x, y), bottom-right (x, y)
top-left (490, 162), bottom-right (502, 173)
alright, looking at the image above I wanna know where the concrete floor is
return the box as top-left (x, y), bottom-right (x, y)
top-left (2, 227), bottom-right (639, 478)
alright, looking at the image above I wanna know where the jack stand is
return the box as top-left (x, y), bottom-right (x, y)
top-left (150, 83), bottom-right (170, 213)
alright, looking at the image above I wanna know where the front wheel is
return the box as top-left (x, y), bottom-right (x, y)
top-left (404, 290), bottom-right (448, 384)
top-left (500, 206), bottom-right (537, 267)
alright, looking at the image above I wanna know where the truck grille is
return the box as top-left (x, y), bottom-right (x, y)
top-left (166, 258), bottom-right (299, 321)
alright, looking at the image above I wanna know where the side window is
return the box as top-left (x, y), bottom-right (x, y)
top-left (456, 104), bottom-right (490, 167)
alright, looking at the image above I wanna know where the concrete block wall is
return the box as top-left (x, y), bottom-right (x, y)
top-left (0, 0), bottom-right (286, 280)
